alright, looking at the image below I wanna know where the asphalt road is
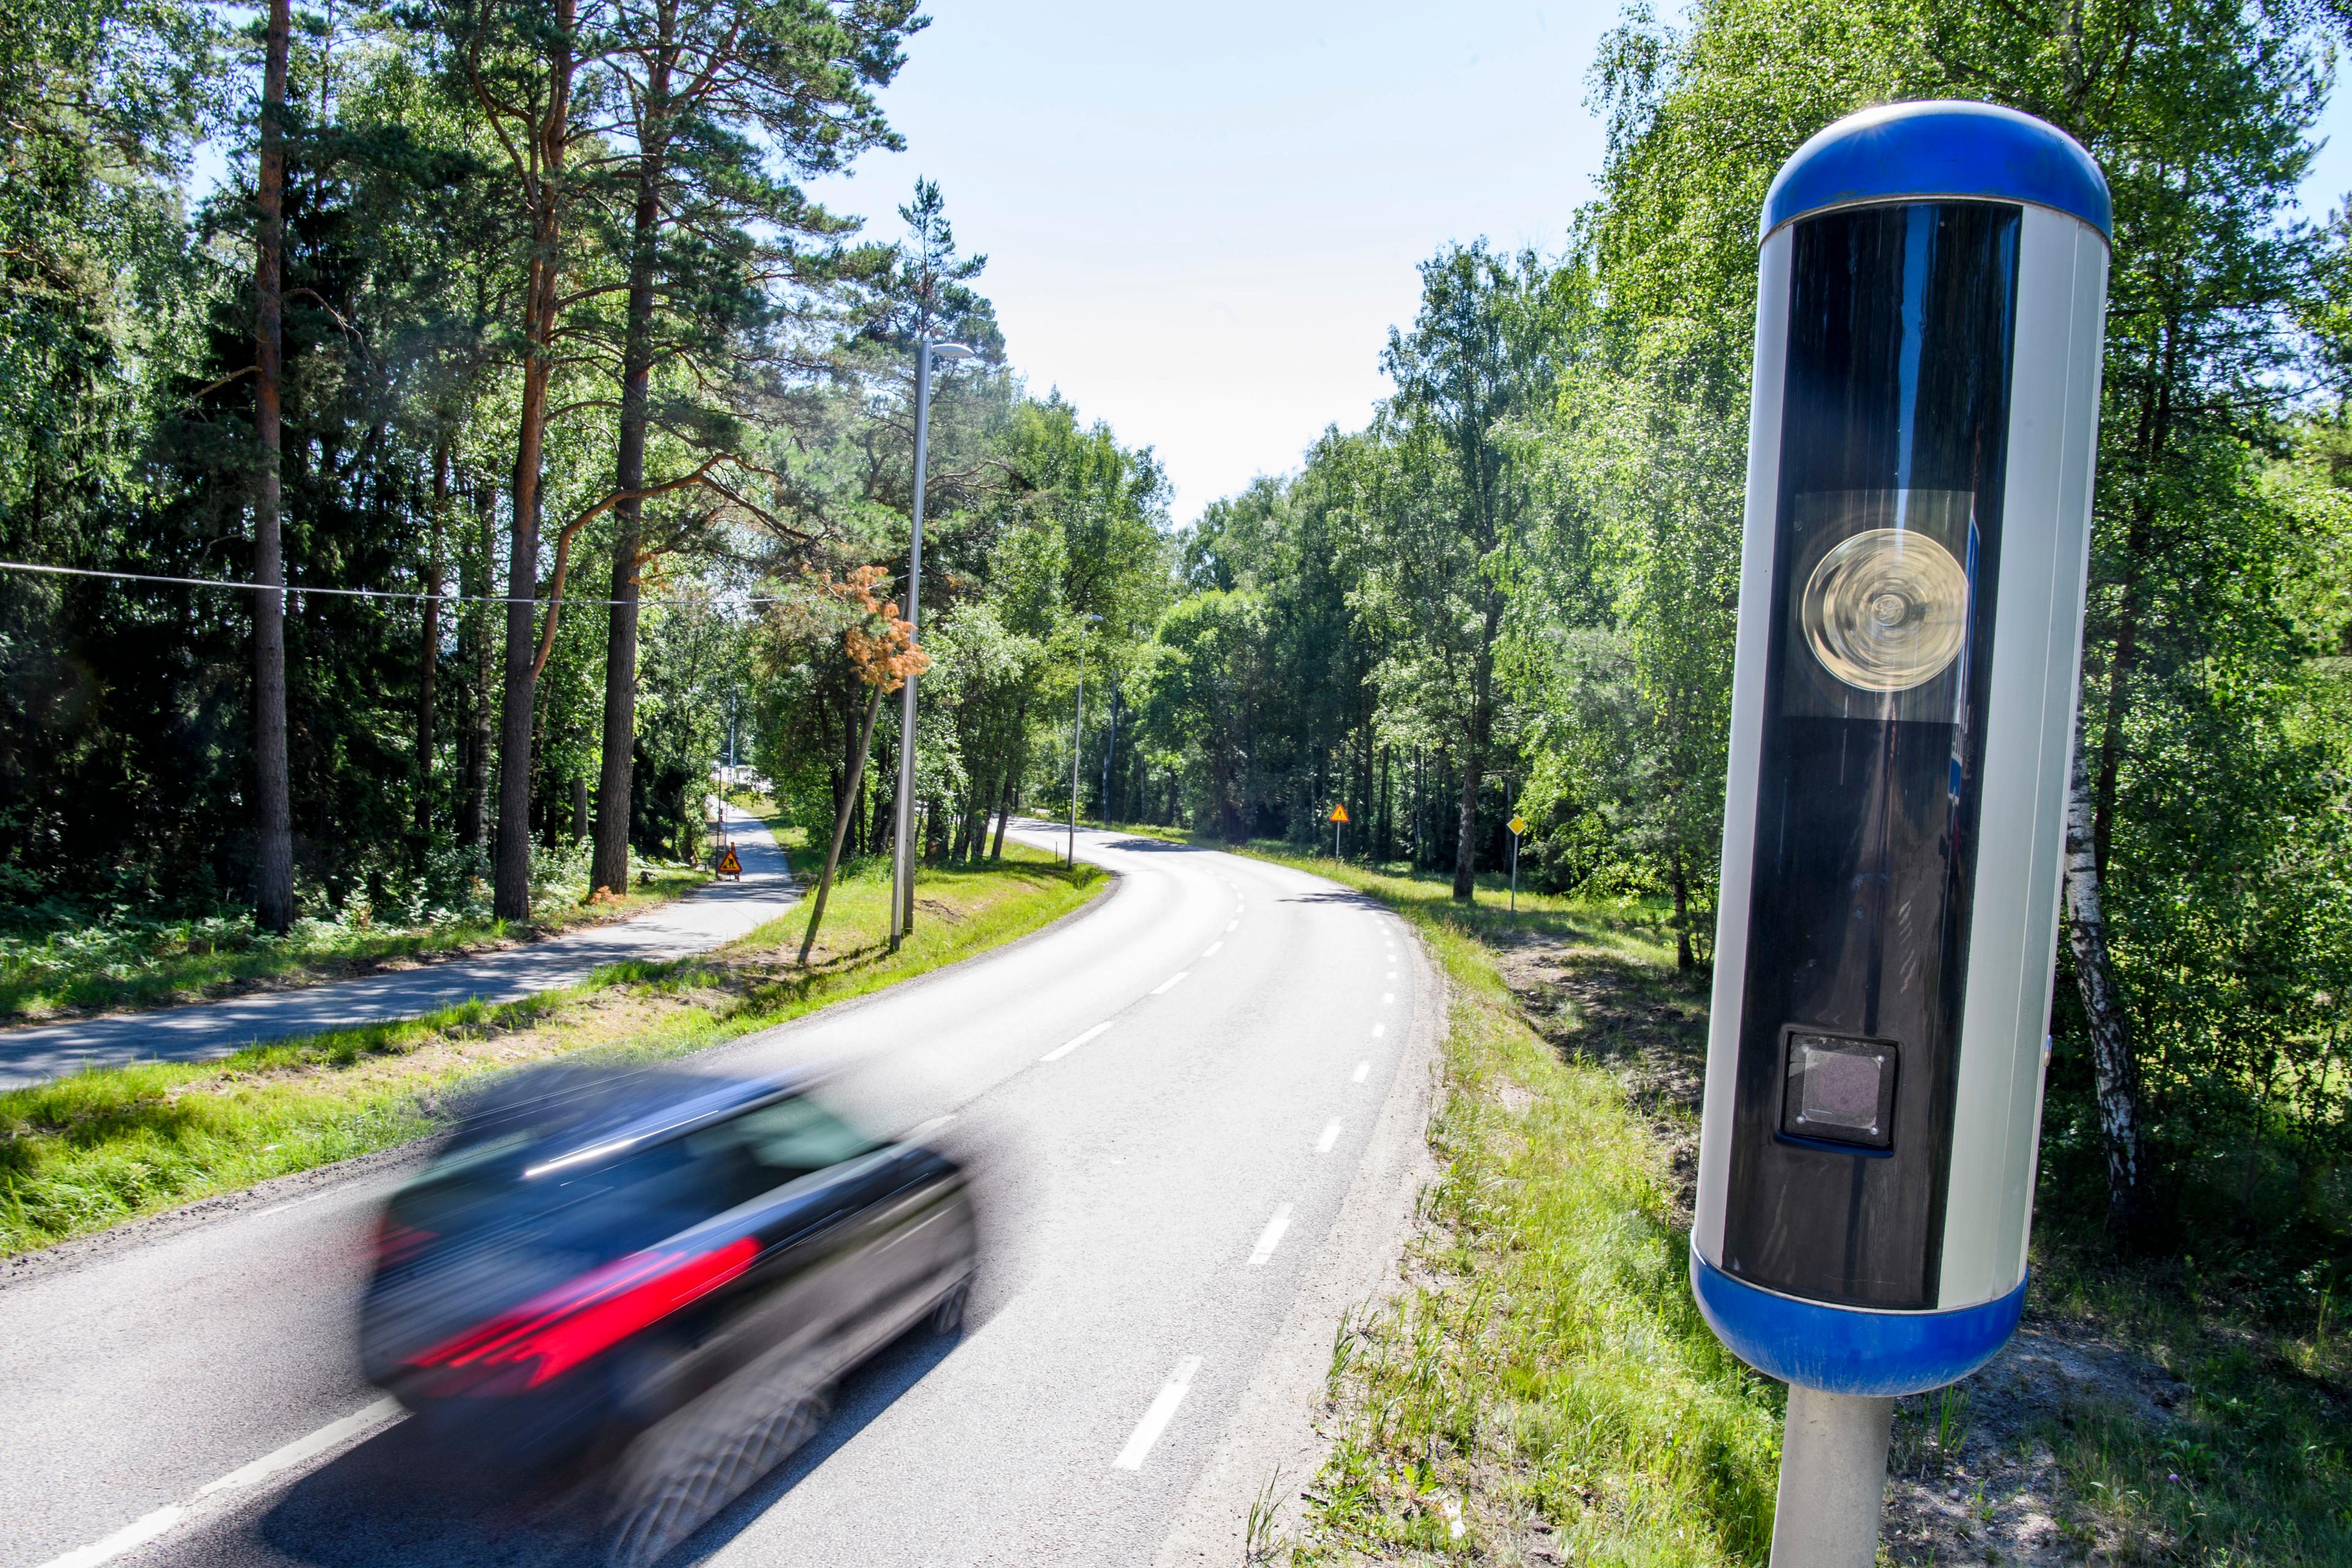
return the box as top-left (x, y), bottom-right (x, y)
top-left (0, 824), bottom-right (1435, 1568)
top-left (0, 802), bottom-right (793, 1090)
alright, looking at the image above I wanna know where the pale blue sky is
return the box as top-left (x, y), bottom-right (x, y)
top-left (809, 1), bottom-right (2352, 521)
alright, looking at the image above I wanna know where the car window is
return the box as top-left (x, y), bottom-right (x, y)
top-left (684, 1096), bottom-right (878, 1210)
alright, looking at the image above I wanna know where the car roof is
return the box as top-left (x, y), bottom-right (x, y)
top-left (440, 1063), bottom-right (818, 1181)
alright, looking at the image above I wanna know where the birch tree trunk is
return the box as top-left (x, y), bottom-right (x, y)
top-left (2062, 712), bottom-right (2151, 1238)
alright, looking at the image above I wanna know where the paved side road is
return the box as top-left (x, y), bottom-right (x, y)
top-left (0, 802), bottom-right (794, 1090)
top-left (0, 823), bottom-right (1438, 1568)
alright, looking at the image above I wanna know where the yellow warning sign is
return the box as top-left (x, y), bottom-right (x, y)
top-left (716, 845), bottom-right (743, 878)
top-left (1509, 816), bottom-right (1529, 836)
top-left (1327, 803), bottom-right (1350, 823)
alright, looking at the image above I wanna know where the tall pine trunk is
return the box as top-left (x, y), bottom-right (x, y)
top-left (592, 28), bottom-right (670, 897)
top-left (493, 0), bottom-right (577, 921)
top-left (250, 0), bottom-right (295, 933)
top-left (2062, 713), bottom-right (2150, 1238)
top-left (415, 440), bottom-right (448, 838)
top-left (461, 478), bottom-right (495, 851)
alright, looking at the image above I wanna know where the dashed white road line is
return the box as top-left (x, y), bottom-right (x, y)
top-left (1201, 941), bottom-right (1223, 957)
top-left (1371, 1022), bottom-right (1385, 1038)
top-left (1352, 1061), bottom-right (1370, 1084)
top-left (1315, 1120), bottom-right (1343, 1154)
top-left (1152, 971), bottom-right (1189, 995)
top-left (1381, 992), bottom-right (1394, 1005)
top-left (1247, 1204), bottom-right (1294, 1266)
top-left (1225, 919), bottom-right (1238, 933)
top-left (1041, 1023), bottom-right (1111, 1063)
top-left (39, 1396), bottom-right (404, 1568)
top-left (1113, 1356), bottom-right (1203, 1470)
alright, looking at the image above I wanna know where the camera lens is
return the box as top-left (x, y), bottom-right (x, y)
top-left (1800, 528), bottom-right (1969, 692)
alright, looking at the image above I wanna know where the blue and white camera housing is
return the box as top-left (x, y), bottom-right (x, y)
top-left (1691, 102), bottom-right (2111, 1398)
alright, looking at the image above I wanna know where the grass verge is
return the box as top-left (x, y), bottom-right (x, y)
top-left (1226, 843), bottom-right (2349, 1567)
top-left (1221, 846), bottom-right (1780, 1566)
top-left (0, 863), bottom-right (713, 1024)
top-left (0, 843), bottom-right (1105, 1260)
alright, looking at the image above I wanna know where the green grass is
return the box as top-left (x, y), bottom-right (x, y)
top-left (2013, 1237), bottom-right (2352, 1566)
top-left (1227, 847), bottom-right (1780, 1566)
top-left (0, 843), bottom-right (1105, 1259)
top-left (1237, 843), bottom-right (2349, 1567)
top-left (0, 864), bottom-right (710, 1023)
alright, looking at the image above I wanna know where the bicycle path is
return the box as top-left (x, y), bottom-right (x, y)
top-left (0, 802), bottom-right (794, 1090)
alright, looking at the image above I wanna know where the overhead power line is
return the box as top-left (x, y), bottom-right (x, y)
top-left (0, 559), bottom-right (809, 609)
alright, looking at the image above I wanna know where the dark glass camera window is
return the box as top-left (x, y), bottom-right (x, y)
top-left (1719, 200), bottom-right (2020, 1309)
top-left (1782, 1031), bottom-right (1898, 1149)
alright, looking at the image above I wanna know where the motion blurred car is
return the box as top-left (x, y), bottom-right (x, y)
top-left (359, 1063), bottom-right (977, 1563)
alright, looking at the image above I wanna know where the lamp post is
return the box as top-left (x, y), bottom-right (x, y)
top-left (1067, 612), bottom-right (1100, 865)
top-left (891, 335), bottom-right (974, 952)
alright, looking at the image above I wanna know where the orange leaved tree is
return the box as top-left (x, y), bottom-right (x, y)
top-left (799, 567), bottom-right (928, 964)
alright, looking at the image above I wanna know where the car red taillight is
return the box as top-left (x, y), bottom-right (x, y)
top-left (407, 1236), bottom-right (760, 1390)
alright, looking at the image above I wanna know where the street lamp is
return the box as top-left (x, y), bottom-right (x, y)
top-left (891, 335), bottom-right (975, 951)
top-left (1067, 612), bottom-right (1101, 866)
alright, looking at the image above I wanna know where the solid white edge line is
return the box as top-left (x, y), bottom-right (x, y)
top-left (1150, 971), bottom-right (1189, 995)
top-left (1041, 1022), bottom-right (1111, 1063)
top-left (1315, 1120), bottom-right (1343, 1154)
top-left (198, 1396), bottom-right (402, 1496)
top-left (1247, 1204), bottom-right (1295, 1266)
top-left (1352, 1061), bottom-right (1370, 1083)
top-left (38, 1507), bottom-right (187, 1568)
top-left (1113, 1356), bottom-right (1204, 1470)
top-left (38, 1397), bottom-right (404, 1568)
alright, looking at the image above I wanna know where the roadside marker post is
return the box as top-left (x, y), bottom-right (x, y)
top-left (1327, 802), bottom-right (1348, 861)
top-left (1507, 815), bottom-right (1528, 918)
top-left (1692, 102), bottom-right (2110, 1567)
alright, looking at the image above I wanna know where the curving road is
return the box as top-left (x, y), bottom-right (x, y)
top-left (0, 824), bottom-right (1436, 1568)
top-left (0, 802), bottom-right (794, 1090)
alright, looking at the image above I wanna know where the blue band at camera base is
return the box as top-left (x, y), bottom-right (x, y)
top-left (1689, 1248), bottom-right (2026, 1396)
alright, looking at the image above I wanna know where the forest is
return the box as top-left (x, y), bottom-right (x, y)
top-left (2, 0), bottom-right (2348, 1278)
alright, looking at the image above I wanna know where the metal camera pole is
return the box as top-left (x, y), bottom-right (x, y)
top-left (891, 337), bottom-right (972, 951)
top-left (1773, 1388), bottom-right (1896, 1566)
top-left (1066, 614), bottom-right (1096, 866)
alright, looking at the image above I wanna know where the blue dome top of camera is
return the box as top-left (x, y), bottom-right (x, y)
top-left (1762, 100), bottom-right (2111, 239)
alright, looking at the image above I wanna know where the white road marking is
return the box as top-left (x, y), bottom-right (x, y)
top-left (1114, 1356), bottom-right (1203, 1470)
top-left (1371, 1022), bottom-right (1385, 1038)
top-left (1386, 970), bottom-right (1396, 979)
top-left (1248, 1204), bottom-right (1294, 1265)
top-left (907, 1114), bottom-right (957, 1140)
top-left (39, 1397), bottom-right (404, 1568)
top-left (1041, 1023), bottom-right (1110, 1063)
top-left (1225, 919), bottom-right (1238, 933)
top-left (1316, 1120), bottom-right (1342, 1154)
top-left (1202, 941), bottom-right (1223, 957)
top-left (1152, 971), bottom-right (1189, 995)
top-left (249, 1186), bottom-right (339, 1221)
top-left (1381, 992), bottom-right (1394, 1004)
top-left (1352, 1061), bottom-right (1370, 1084)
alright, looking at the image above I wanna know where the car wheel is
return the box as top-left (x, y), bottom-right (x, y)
top-left (604, 1373), bottom-right (831, 1568)
top-left (930, 1275), bottom-right (971, 1335)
